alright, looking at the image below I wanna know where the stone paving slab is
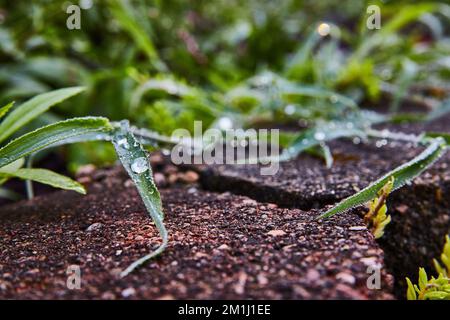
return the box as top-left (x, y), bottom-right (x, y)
top-left (195, 115), bottom-right (450, 297)
top-left (0, 167), bottom-right (393, 299)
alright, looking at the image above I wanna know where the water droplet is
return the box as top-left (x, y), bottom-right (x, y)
top-left (217, 117), bottom-right (233, 130)
top-left (284, 104), bottom-right (296, 115)
top-left (329, 95), bottom-right (338, 104)
top-left (119, 120), bottom-right (130, 131)
top-left (317, 22), bottom-right (331, 36)
top-left (375, 139), bottom-right (388, 148)
top-left (131, 157), bottom-right (149, 174)
top-left (353, 137), bottom-right (361, 145)
top-left (117, 138), bottom-right (130, 149)
top-left (314, 132), bottom-right (326, 141)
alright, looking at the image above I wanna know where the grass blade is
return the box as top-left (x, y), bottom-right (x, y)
top-left (280, 122), bottom-right (364, 161)
top-left (319, 138), bottom-right (447, 219)
top-left (0, 117), bottom-right (112, 169)
top-left (112, 120), bottom-right (167, 277)
top-left (425, 132), bottom-right (450, 146)
top-left (0, 102), bottom-right (14, 120)
top-left (0, 168), bottom-right (85, 194)
top-left (0, 87), bottom-right (85, 143)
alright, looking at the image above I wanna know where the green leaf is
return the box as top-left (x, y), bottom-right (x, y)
top-left (418, 267), bottom-right (428, 291)
top-left (109, 0), bottom-right (165, 71)
top-left (284, 29), bottom-right (320, 78)
top-left (0, 87), bottom-right (85, 143)
top-left (279, 121), bottom-right (364, 162)
top-left (0, 187), bottom-right (22, 200)
top-left (406, 278), bottom-right (417, 300)
top-left (319, 138), bottom-right (447, 219)
top-left (112, 121), bottom-right (167, 277)
top-left (0, 102), bottom-right (14, 120)
top-left (0, 168), bottom-right (85, 194)
top-left (0, 117), bottom-right (112, 169)
top-left (423, 291), bottom-right (450, 300)
top-left (425, 132), bottom-right (450, 146)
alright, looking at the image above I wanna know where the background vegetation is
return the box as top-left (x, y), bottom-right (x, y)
top-left (0, 0), bottom-right (449, 170)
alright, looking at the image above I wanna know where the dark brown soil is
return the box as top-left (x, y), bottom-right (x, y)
top-left (0, 166), bottom-right (393, 299)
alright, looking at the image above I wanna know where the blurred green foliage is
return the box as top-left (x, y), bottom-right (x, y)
top-left (0, 0), bottom-right (449, 169)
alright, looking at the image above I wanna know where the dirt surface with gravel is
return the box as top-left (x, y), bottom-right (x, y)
top-left (0, 165), bottom-right (393, 299)
top-left (195, 115), bottom-right (450, 297)
top-left (0, 114), bottom-right (448, 300)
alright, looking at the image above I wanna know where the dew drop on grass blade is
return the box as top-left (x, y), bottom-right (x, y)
top-left (111, 120), bottom-right (167, 277)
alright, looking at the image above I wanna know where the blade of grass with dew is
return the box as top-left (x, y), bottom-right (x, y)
top-left (112, 120), bottom-right (167, 277)
top-left (0, 87), bottom-right (85, 143)
top-left (282, 86), bottom-right (358, 111)
top-left (279, 122), bottom-right (365, 162)
top-left (0, 168), bottom-right (85, 194)
top-left (0, 117), bottom-right (112, 169)
top-left (319, 138), bottom-right (447, 219)
top-left (424, 132), bottom-right (450, 146)
top-left (0, 102), bottom-right (14, 120)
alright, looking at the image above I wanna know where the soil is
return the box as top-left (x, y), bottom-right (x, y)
top-left (195, 115), bottom-right (450, 298)
top-left (0, 166), bottom-right (393, 299)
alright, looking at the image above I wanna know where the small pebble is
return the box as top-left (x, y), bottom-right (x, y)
top-left (267, 230), bottom-right (286, 237)
top-left (349, 226), bottom-right (366, 231)
top-left (86, 223), bottom-right (103, 232)
top-left (336, 272), bottom-right (356, 285)
top-left (121, 287), bottom-right (136, 298)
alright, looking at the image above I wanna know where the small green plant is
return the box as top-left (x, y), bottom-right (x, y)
top-left (0, 88), bottom-right (173, 277)
top-left (0, 88), bottom-right (88, 198)
top-left (406, 236), bottom-right (450, 300)
top-left (364, 177), bottom-right (394, 239)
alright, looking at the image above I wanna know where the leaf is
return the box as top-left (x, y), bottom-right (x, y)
top-left (278, 121), bottom-right (364, 162)
top-left (0, 117), bottom-right (112, 169)
top-left (0, 187), bottom-right (22, 200)
top-left (109, 0), bottom-right (166, 71)
top-left (284, 29), bottom-right (320, 78)
top-left (418, 268), bottom-right (428, 291)
top-left (406, 278), bottom-right (417, 300)
top-left (0, 102), bottom-right (14, 120)
top-left (0, 168), bottom-right (85, 194)
top-left (319, 138), bottom-right (447, 219)
top-left (0, 87), bottom-right (85, 143)
top-left (425, 132), bottom-right (450, 146)
top-left (423, 291), bottom-right (450, 300)
top-left (111, 121), bottom-right (167, 277)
